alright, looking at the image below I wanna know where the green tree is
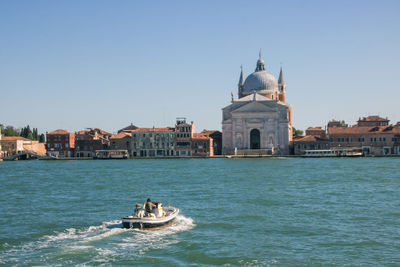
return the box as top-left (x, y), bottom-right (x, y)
top-left (32, 128), bottom-right (38, 140)
top-left (39, 134), bottom-right (45, 143)
top-left (20, 126), bottom-right (26, 138)
top-left (3, 125), bottom-right (19, 136)
top-left (292, 127), bottom-right (304, 137)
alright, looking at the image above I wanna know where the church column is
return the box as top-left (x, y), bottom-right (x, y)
top-left (244, 120), bottom-right (249, 149)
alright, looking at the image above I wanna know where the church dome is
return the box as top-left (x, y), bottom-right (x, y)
top-left (240, 51), bottom-right (279, 96)
top-left (242, 70), bottom-right (279, 94)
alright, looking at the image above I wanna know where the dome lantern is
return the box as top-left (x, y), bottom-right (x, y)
top-left (255, 49), bottom-right (266, 72)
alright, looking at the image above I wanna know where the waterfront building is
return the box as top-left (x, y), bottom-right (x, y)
top-left (1, 136), bottom-right (46, 157)
top-left (222, 52), bottom-right (293, 155)
top-left (174, 118), bottom-right (194, 156)
top-left (110, 132), bottom-right (132, 156)
top-left (74, 128), bottom-right (112, 157)
top-left (131, 127), bottom-right (175, 157)
top-left (328, 116), bottom-right (400, 155)
top-left (46, 129), bottom-right (75, 158)
top-left (292, 126), bottom-right (330, 155)
top-left (129, 119), bottom-right (214, 158)
top-left (201, 130), bottom-right (222, 155)
top-left (191, 133), bottom-right (214, 157)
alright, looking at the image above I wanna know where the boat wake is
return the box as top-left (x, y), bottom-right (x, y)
top-left (0, 215), bottom-right (195, 265)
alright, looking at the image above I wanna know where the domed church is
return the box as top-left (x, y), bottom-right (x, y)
top-left (222, 52), bottom-right (293, 155)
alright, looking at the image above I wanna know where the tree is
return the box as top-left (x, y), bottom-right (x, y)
top-left (2, 123), bottom-right (44, 141)
top-left (32, 128), bottom-right (38, 140)
top-left (292, 127), bottom-right (304, 137)
top-left (3, 125), bottom-right (19, 136)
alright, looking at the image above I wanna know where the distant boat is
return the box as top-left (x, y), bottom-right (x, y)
top-left (94, 150), bottom-right (129, 159)
top-left (122, 202), bottom-right (179, 230)
top-left (302, 149), bottom-right (363, 157)
top-left (303, 150), bottom-right (336, 157)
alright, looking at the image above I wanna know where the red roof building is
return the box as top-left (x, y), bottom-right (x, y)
top-left (46, 129), bottom-right (75, 158)
top-left (110, 132), bottom-right (132, 155)
top-left (74, 128), bottom-right (112, 157)
top-left (328, 117), bottom-right (400, 155)
top-left (191, 133), bottom-right (214, 157)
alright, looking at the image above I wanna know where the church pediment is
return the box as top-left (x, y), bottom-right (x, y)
top-left (231, 101), bottom-right (276, 113)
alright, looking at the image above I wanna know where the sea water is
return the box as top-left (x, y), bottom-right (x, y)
top-left (0, 158), bottom-right (399, 266)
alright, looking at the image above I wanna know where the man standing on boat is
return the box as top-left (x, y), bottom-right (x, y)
top-left (145, 198), bottom-right (156, 215)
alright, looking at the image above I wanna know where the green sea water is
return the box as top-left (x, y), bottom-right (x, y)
top-left (0, 158), bottom-right (399, 266)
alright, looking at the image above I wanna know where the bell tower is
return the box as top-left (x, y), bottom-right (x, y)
top-left (278, 67), bottom-right (286, 102)
top-left (238, 65), bottom-right (244, 98)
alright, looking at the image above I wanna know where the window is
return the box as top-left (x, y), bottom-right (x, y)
top-left (194, 142), bottom-right (198, 147)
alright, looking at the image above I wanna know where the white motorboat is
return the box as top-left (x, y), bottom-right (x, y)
top-left (122, 202), bottom-right (179, 230)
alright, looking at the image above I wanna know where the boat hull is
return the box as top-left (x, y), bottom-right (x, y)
top-left (122, 207), bottom-right (179, 230)
top-left (122, 220), bottom-right (174, 230)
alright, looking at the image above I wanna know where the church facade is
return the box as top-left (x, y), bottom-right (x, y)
top-left (222, 53), bottom-right (293, 155)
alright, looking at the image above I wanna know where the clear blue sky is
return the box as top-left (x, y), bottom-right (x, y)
top-left (1, 0), bottom-right (399, 134)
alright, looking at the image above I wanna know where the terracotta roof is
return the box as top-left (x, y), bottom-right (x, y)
top-left (306, 127), bottom-right (323, 131)
top-left (328, 125), bottom-right (398, 134)
top-left (96, 128), bottom-right (112, 135)
top-left (2, 136), bottom-right (31, 141)
top-left (131, 127), bottom-right (175, 133)
top-left (358, 116), bottom-right (388, 122)
top-left (47, 129), bottom-right (71, 135)
top-left (293, 135), bottom-right (328, 142)
top-left (75, 128), bottom-right (111, 136)
top-left (292, 136), bottom-right (305, 140)
top-left (111, 132), bottom-right (132, 139)
top-left (118, 123), bottom-right (138, 133)
top-left (192, 133), bottom-right (211, 140)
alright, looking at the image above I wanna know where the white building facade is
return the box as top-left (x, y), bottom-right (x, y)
top-left (222, 53), bottom-right (292, 155)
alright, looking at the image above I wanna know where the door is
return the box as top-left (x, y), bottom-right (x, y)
top-left (250, 129), bottom-right (260, 149)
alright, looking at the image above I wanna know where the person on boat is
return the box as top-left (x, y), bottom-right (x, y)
top-left (134, 203), bottom-right (145, 218)
top-left (145, 198), bottom-right (156, 215)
